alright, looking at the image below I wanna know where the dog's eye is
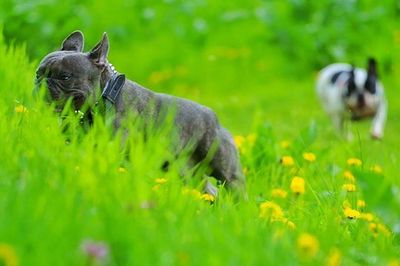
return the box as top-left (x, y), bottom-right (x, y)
top-left (60, 73), bottom-right (72, 81)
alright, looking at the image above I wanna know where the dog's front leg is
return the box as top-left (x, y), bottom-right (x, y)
top-left (330, 113), bottom-right (344, 132)
top-left (371, 100), bottom-right (387, 139)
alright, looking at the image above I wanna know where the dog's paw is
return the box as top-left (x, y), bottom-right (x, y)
top-left (203, 181), bottom-right (218, 198)
top-left (371, 132), bottom-right (383, 140)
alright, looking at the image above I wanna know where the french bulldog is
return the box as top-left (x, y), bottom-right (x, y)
top-left (316, 58), bottom-right (387, 139)
top-left (35, 31), bottom-right (246, 197)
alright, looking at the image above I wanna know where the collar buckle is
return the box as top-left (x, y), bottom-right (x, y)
top-left (101, 73), bottom-right (125, 104)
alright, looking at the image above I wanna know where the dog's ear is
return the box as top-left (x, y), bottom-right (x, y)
top-left (347, 67), bottom-right (356, 96)
top-left (88, 33), bottom-right (109, 67)
top-left (367, 58), bottom-right (377, 76)
top-left (61, 31), bottom-right (84, 52)
top-left (365, 58), bottom-right (377, 93)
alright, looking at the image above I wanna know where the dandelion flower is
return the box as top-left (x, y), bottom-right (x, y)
top-left (280, 140), bottom-right (291, 149)
top-left (347, 158), bottom-right (362, 166)
top-left (281, 156), bottom-right (295, 167)
top-left (370, 164), bottom-right (383, 174)
top-left (326, 248), bottom-right (341, 266)
top-left (369, 223), bottom-right (378, 236)
top-left (0, 243), bottom-right (19, 266)
top-left (259, 201), bottom-right (284, 219)
top-left (201, 193), bottom-right (215, 202)
top-left (342, 183), bottom-right (356, 192)
top-left (359, 212), bottom-right (374, 222)
top-left (155, 178), bottom-right (168, 184)
top-left (343, 208), bottom-right (360, 219)
top-left (14, 104), bottom-right (27, 113)
top-left (377, 223), bottom-right (391, 237)
top-left (388, 259), bottom-right (400, 266)
top-left (303, 152), bottom-right (316, 162)
top-left (343, 171), bottom-right (355, 182)
top-left (271, 188), bottom-right (288, 199)
top-left (246, 133), bottom-right (257, 146)
top-left (117, 167), bottom-right (127, 173)
top-left (243, 167), bottom-right (249, 176)
top-left (290, 177), bottom-right (305, 195)
top-left (297, 233), bottom-right (319, 258)
top-left (234, 135), bottom-right (245, 149)
top-left (357, 200), bottom-right (366, 208)
top-left (182, 188), bottom-right (202, 199)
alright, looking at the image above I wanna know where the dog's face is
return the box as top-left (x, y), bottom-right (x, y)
top-left (344, 59), bottom-right (380, 118)
top-left (35, 31), bottom-right (109, 110)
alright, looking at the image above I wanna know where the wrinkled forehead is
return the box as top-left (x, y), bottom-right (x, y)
top-left (38, 51), bottom-right (92, 73)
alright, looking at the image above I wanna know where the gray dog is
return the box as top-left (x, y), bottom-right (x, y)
top-left (35, 31), bottom-right (246, 197)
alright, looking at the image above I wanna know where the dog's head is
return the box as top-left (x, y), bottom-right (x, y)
top-left (344, 58), bottom-right (380, 118)
top-left (35, 31), bottom-right (110, 110)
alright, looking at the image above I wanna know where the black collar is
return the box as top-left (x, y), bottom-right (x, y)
top-left (76, 65), bottom-right (125, 126)
top-left (101, 71), bottom-right (126, 107)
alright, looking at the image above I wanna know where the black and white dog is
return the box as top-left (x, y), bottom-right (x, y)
top-left (316, 58), bottom-right (387, 139)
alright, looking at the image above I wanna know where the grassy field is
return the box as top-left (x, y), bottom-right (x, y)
top-left (1, 1), bottom-right (400, 265)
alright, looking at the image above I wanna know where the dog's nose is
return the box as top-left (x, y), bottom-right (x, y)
top-left (357, 94), bottom-right (365, 107)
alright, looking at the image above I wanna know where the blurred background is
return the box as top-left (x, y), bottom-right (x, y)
top-left (1, 0), bottom-right (399, 136)
top-left (1, 2), bottom-right (400, 263)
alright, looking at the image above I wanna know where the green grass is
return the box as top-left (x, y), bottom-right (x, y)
top-left (1, 2), bottom-right (400, 265)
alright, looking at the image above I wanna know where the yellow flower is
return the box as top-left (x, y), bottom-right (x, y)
top-left (117, 167), bottom-right (127, 173)
top-left (368, 223), bottom-right (391, 237)
top-left (0, 243), bottom-right (19, 266)
top-left (343, 171), bottom-right (355, 182)
top-left (243, 167), bottom-right (249, 176)
top-left (297, 233), bottom-right (319, 258)
top-left (347, 158), bottom-right (362, 166)
top-left (388, 259), bottom-right (400, 266)
top-left (357, 200), bottom-right (366, 208)
top-left (280, 140), bottom-right (291, 149)
top-left (14, 104), bottom-right (27, 113)
top-left (201, 193), bottom-right (215, 202)
top-left (182, 188), bottom-right (202, 199)
top-left (259, 201), bottom-right (284, 219)
top-left (370, 164), bottom-right (383, 174)
top-left (234, 135), bottom-right (245, 149)
top-left (271, 188), bottom-right (288, 199)
top-left (326, 248), bottom-right (341, 266)
top-left (369, 222), bottom-right (377, 233)
top-left (359, 212), bottom-right (374, 222)
top-left (302, 152), bottom-right (316, 162)
top-left (246, 133), bottom-right (257, 146)
top-left (155, 178), bottom-right (168, 184)
top-left (342, 183), bottom-right (356, 192)
top-left (290, 176), bottom-right (305, 195)
top-left (148, 69), bottom-right (172, 85)
top-left (369, 223), bottom-right (391, 237)
top-left (377, 223), bottom-right (391, 237)
top-left (281, 156), bottom-right (295, 167)
top-left (343, 208), bottom-right (360, 219)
